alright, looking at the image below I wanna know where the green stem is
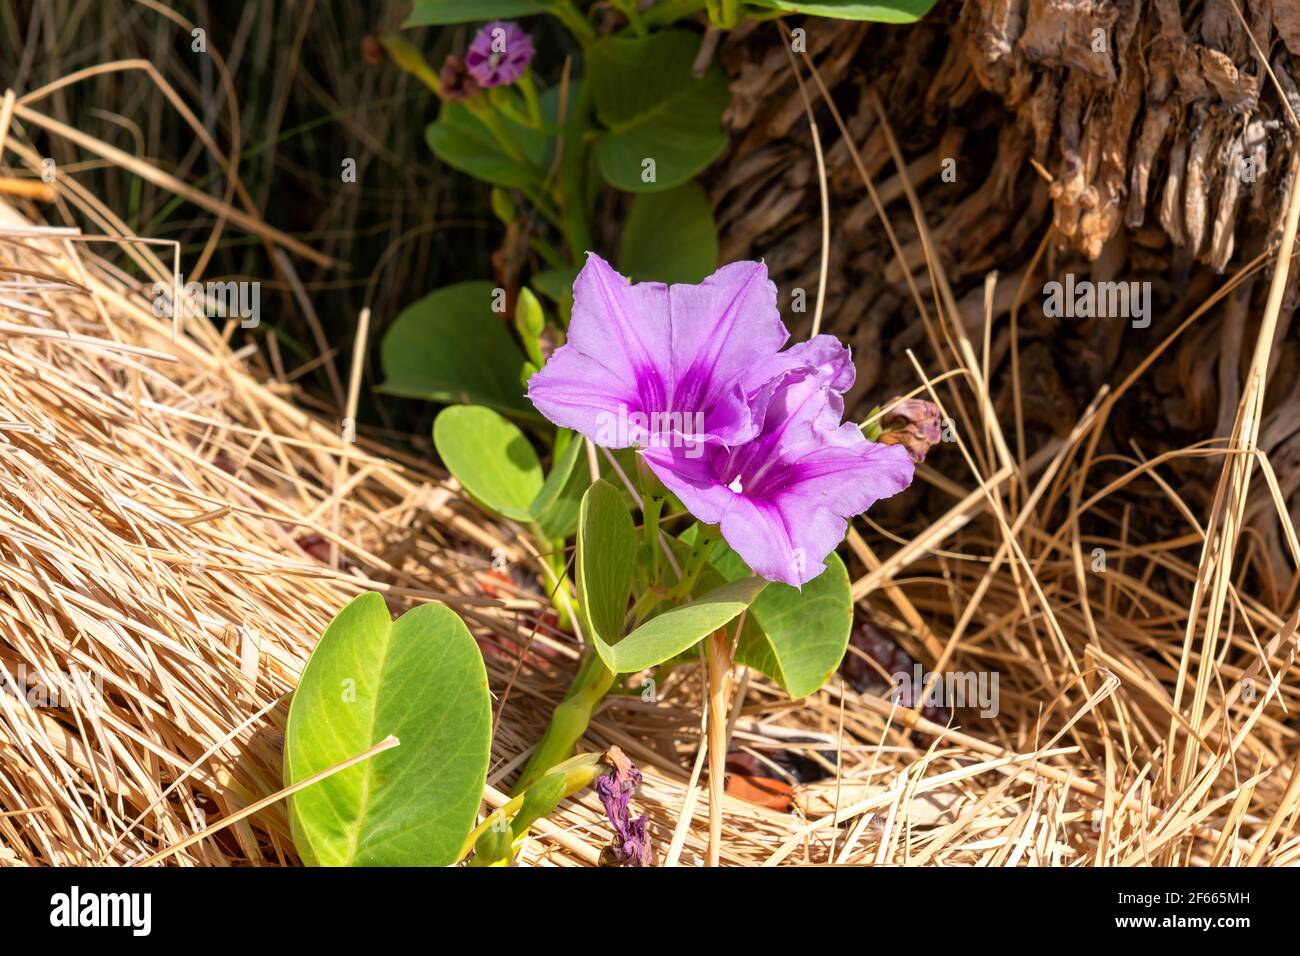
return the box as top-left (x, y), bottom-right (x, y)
top-left (518, 71), bottom-right (544, 127)
top-left (529, 235), bottom-right (568, 269)
top-left (610, 0), bottom-right (648, 33)
top-left (533, 530), bottom-right (576, 631)
top-left (559, 76), bottom-right (594, 263)
top-left (513, 650), bottom-right (615, 794)
top-left (667, 523), bottom-right (719, 600)
top-left (461, 751), bottom-right (607, 863)
top-left (543, 0), bottom-right (597, 45)
top-left (627, 585), bottom-right (665, 629)
top-left (490, 86), bottom-right (535, 129)
top-left (467, 99), bottom-right (527, 164)
top-left (519, 184), bottom-right (566, 232)
top-left (643, 494), bottom-right (664, 584)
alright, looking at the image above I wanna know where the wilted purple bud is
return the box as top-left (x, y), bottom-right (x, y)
top-left (878, 397), bottom-right (943, 462)
top-left (439, 54), bottom-right (480, 103)
top-left (596, 747), bottom-right (653, 867)
top-left (465, 20), bottom-right (535, 88)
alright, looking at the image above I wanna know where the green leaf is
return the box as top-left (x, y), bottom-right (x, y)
top-left (434, 405), bottom-right (544, 522)
top-left (404, 0), bottom-right (542, 28)
top-left (380, 281), bottom-right (531, 416)
top-left (619, 181), bottom-right (718, 284)
top-left (747, 0), bottom-right (938, 21)
top-left (284, 593), bottom-right (492, 866)
top-left (532, 266), bottom-right (579, 305)
top-left (530, 429), bottom-right (588, 539)
top-left (709, 544), bottom-right (853, 698)
top-left (426, 102), bottom-right (551, 188)
top-left (605, 576), bottom-right (767, 673)
top-left (576, 480), bottom-right (638, 648)
top-left (588, 31), bottom-right (730, 193)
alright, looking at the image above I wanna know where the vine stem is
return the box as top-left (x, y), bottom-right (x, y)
top-left (705, 625), bottom-right (732, 866)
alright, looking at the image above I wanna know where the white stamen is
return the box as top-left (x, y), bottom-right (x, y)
top-left (728, 475), bottom-right (744, 494)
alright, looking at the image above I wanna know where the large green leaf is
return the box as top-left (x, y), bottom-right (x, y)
top-left (602, 576), bottom-right (766, 673)
top-left (619, 181), bottom-right (718, 284)
top-left (747, 0), bottom-right (937, 20)
top-left (284, 593), bottom-right (492, 866)
top-left (380, 281), bottom-right (531, 415)
top-left (588, 31), bottom-right (730, 193)
top-left (426, 102), bottom-right (551, 188)
top-left (576, 480), bottom-right (637, 646)
top-left (404, 0), bottom-right (542, 26)
top-left (434, 406), bottom-right (543, 522)
top-left (709, 543), bottom-right (854, 698)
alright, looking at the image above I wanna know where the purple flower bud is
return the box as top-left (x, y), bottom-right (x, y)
top-left (596, 747), bottom-right (653, 867)
top-left (465, 21), bottom-right (535, 88)
top-left (878, 397), bottom-right (943, 462)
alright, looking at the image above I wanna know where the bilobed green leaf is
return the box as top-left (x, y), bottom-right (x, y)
top-left (576, 480), bottom-right (637, 653)
top-left (619, 181), bottom-right (718, 284)
top-left (404, 0), bottom-right (542, 26)
top-left (588, 31), bottom-right (730, 193)
top-left (747, 0), bottom-right (937, 21)
top-left (530, 429), bottom-right (588, 540)
top-left (380, 281), bottom-right (531, 415)
top-left (284, 593), bottom-right (492, 866)
top-left (434, 405), bottom-right (543, 522)
top-left (708, 543), bottom-right (853, 698)
top-left (606, 576), bottom-right (767, 673)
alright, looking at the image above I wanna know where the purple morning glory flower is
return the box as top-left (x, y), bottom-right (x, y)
top-left (642, 338), bottom-right (914, 587)
top-left (527, 253), bottom-right (788, 454)
top-left (464, 21), bottom-right (534, 88)
top-left (526, 254), bottom-right (914, 588)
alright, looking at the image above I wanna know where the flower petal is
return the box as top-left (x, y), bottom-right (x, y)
top-left (719, 493), bottom-right (846, 587)
top-left (668, 261), bottom-right (787, 442)
top-left (566, 254), bottom-right (673, 412)
top-left (769, 431), bottom-right (915, 531)
top-left (525, 346), bottom-right (644, 447)
top-left (726, 437), bottom-right (912, 587)
top-left (741, 334), bottom-right (855, 397)
top-left (641, 444), bottom-right (732, 525)
top-left (528, 254), bottom-right (673, 445)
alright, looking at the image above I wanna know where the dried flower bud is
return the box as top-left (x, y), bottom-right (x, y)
top-left (439, 54), bottom-right (480, 103)
top-left (877, 397), bottom-right (943, 462)
top-left (596, 747), bottom-right (653, 866)
top-left (360, 33), bottom-right (386, 66)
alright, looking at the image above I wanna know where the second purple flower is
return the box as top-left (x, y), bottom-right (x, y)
top-left (465, 21), bottom-right (535, 88)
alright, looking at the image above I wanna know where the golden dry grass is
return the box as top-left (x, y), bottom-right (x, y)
top-left (2, 28), bottom-right (1300, 867)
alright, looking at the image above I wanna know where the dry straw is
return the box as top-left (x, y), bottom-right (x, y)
top-left (2, 20), bottom-right (1300, 867)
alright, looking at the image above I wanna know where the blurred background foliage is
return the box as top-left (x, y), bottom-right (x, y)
top-left (0, 0), bottom-right (547, 441)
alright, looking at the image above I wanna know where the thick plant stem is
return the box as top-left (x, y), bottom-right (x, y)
top-left (513, 650), bottom-right (614, 794)
top-left (706, 626), bottom-right (732, 866)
